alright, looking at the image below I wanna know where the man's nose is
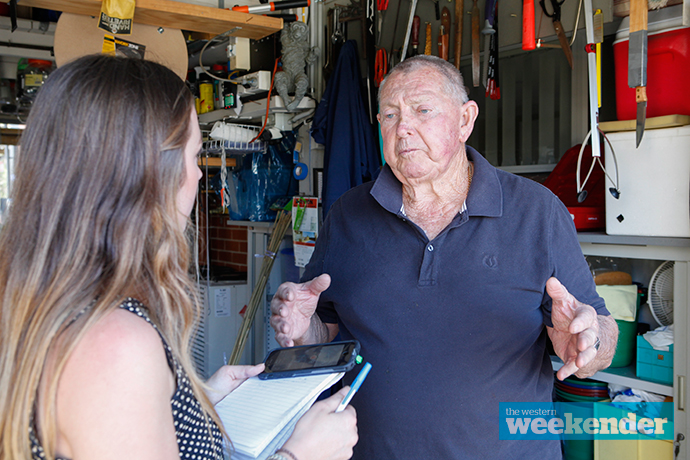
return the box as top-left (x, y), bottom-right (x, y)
top-left (395, 110), bottom-right (414, 137)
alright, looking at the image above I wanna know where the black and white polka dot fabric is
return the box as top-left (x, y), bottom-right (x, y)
top-left (30, 298), bottom-right (224, 460)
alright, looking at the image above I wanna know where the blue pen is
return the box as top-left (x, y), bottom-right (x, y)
top-left (335, 362), bottom-right (372, 413)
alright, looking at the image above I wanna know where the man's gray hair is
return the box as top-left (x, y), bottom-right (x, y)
top-left (378, 55), bottom-right (470, 106)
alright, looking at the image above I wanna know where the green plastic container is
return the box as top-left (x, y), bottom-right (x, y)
top-left (610, 319), bottom-right (637, 368)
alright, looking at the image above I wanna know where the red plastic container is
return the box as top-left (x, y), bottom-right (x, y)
top-left (613, 5), bottom-right (690, 121)
top-left (542, 144), bottom-right (606, 231)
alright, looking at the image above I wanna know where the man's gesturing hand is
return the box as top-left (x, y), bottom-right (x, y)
top-left (270, 274), bottom-right (331, 347)
top-left (546, 277), bottom-right (602, 380)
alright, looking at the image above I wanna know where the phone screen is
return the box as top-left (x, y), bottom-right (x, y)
top-left (264, 342), bottom-right (357, 374)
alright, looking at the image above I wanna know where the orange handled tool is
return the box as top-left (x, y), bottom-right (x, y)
top-left (522, 0), bottom-right (535, 50)
top-left (425, 22), bottom-right (432, 55)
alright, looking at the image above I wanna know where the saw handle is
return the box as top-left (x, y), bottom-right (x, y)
top-left (522, 0), bottom-right (536, 50)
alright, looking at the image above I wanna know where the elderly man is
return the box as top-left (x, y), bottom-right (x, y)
top-left (271, 55), bottom-right (618, 459)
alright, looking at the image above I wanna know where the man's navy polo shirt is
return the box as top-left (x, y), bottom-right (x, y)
top-left (302, 147), bottom-right (609, 459)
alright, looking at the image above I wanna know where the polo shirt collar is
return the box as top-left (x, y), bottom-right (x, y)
top-left (465, 146), bottom-right (503, 218)
top-left (370, 146), bottom-right (503, 218)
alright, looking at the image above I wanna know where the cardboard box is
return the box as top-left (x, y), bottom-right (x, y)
top-left (594, 402), bottom-right (674, 459)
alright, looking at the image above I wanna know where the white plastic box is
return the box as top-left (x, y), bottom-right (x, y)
top-left (604, 125), bottom-right (690, 237)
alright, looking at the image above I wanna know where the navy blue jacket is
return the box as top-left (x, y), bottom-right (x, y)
top-left (311, 40), bottom-right (380, 216)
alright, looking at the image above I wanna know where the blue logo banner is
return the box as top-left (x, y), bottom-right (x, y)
top-left (499, 402), bottom-right (674, 440)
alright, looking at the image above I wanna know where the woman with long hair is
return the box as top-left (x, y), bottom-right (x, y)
top-left (0, 54), bottom-right (357, 460)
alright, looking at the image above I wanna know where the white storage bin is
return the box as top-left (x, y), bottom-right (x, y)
top-left (605, 125), bottom-right (690, 237)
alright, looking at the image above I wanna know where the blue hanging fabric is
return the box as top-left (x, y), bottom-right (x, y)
top-left (311, 40), bottom-right (381, 216)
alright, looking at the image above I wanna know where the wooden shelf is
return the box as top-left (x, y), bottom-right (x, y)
top-left (4, 0), bottom-right (282, 40)
top-left (198, 157), bottom-right (236, 168)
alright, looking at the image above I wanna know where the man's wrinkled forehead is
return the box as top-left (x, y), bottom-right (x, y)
top-left (379, 67), bottom-right (445, 104)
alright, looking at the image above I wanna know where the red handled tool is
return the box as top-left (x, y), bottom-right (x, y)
top-left (522, 0), bottom-right (536, 50)
top-left (375, 48), bottom-right (388, 86)
top-left (485, 0), bottom-right (500, 99)
top-left (377, 0), bottom-right (389, 46)
top-left (481, 0), bottom-right (497, 87)
top-left (411, 15), bottom-right (420, 56)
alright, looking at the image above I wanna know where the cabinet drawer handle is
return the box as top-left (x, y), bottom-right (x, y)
top-left (679, 375), bottom-right (686, 412)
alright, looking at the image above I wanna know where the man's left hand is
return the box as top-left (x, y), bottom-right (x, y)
top-left (546, 277), bottom-right (617, 380)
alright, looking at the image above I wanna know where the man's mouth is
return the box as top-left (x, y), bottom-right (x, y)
top-left (397, 145), bottom-right (419, 156)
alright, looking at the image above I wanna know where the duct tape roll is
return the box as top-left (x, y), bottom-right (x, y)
top-left (293, 162), bottom-right (308, 180)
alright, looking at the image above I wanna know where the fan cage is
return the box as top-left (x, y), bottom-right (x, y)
top-left (648, 260), bottom-right (674, 327)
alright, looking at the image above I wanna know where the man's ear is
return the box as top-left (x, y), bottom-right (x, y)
top-left (458, 101), bottom-right (479, 143)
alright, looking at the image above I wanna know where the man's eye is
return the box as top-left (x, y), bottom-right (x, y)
top-left (419, 108), bottom-right (430, 114)
top-left (384, 113), bottom-right (396, 119)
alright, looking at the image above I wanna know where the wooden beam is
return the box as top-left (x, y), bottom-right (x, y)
top-left (4, 0), bottom-right (282, 39)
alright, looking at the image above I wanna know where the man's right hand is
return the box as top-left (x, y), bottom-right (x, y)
top-left (270, 274), bottom-right (331, 347)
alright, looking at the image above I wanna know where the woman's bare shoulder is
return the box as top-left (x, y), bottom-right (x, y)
top-left (55, 307), bottom-right (178, 459)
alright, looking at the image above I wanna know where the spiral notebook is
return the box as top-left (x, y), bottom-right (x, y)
top-left (215, 372), bottom-right (344, 460)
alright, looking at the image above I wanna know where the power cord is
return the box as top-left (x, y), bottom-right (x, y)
top-left (249, 57), bottom-right (281, 143)
top-left (198, 31), bottom-right (241, 84)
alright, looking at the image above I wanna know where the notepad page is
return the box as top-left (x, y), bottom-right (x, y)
top-left (227, 404), bottom-right (308, 460)
top-left (215, 372), bottom-right (344, 458)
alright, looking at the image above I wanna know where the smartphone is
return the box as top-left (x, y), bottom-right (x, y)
top-left (258, 340), bottom-right (361, 379)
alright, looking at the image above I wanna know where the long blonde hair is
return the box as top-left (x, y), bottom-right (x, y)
top-left (0, 54), bottom-right (221, 459)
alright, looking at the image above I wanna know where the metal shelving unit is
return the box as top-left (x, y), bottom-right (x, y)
top-left (571, 231), bottom-right (690, 457)
top-left (551, 356), bottom-right (673, 397)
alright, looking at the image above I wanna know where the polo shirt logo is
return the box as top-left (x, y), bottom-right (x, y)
top-left (483, 254), bottom-right (498, 269)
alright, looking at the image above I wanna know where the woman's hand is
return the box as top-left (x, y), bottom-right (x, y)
top-left (205, 363), bottom-right (265, 405)
top-left (280, 386), bottom-right (358, 460)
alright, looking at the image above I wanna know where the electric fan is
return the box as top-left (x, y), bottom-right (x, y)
top-left (648, 261), bottom-right (674, 326)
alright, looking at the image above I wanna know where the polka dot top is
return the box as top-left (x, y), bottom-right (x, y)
top-left (30, 298), bottom-right (225, 460)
